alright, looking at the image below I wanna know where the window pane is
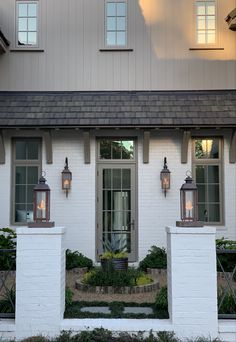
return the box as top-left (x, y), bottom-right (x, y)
top-left (16, 166), bottom-right (26, 184)
top-left (15, 185), bottom-right (26, 203)
top-left (207, 31), bottom-right (215, 44)
top-left (195, 139), bottom-right (219, 159)
top-left (27, 140), bottom-right (39, 159)
top-left (28, 32), bottom-right (37, 45)
top-left (121, 140), bottom-right (133, 159)
top-left (113, 169), bottom-right (121, 188)
top-left (117, 2), bottom-right (126, 16)
top-left (122, 191), bottom-right (130, 211)
top-left (19, 18), bottom-right (27, 31)
top-left (208, 165), bottom-right (219, 183)
top-left (209, 204), bottom-right (220, 222)
top-left (197, 31), bottom-right (206, 44)
top-left (107, 31), bottom-right (116, 45)
top-left (103, 212), bottom-right (111, 232)
top-left (122, 169), bottom-right (131, 189)
top-left (112, 140), bottom-right (122, 159)
top-left (27, 185), bottom-right (34, 203)
top-left (117, 31), bottom-right (126, 45)
top-left (28, 3), bottom-right (37, 17)
top-left (113, 211), bottom-right (123, 230)
top-left (100, 140), bottom-right (112, 159)
top-left (103, 169), bottom-right (112, 189)
top-left (16, 141), bottom-right (27, 159)
top-left (27, 166), bottom-right (39, 184)
top-left (117, 17), bottom-right (126, 30)
top-left (196, 3), bottom-right (206, 15)
top-left (196, 165), bottom-right (206, 183)
top-left (15, 204), bottom-right (27, 223)
top-left (18, 3), bottom-right (27, 17)
top-left (103, 191), bottom-right (112, 210)
top-left (28, 18), bottom-right (37, 31)
top-left (206, 3), bottom-right (215, 15)
top-left (198, 204), bottom-right (208, 222)
top-left (107, 17), bottom-right (116, 30)
top-left (198, 184), bottom-right (206, 202)
top-left (208, 184), bottom-right (219, 202)
top-left (197, 17), bottom-right (206, 30)
top-left (18, 32), bottom-right (27, 45)
top-left (206, 17), bottom-right (215, 30)
top-left (107, 2), bottom-right (116, 16)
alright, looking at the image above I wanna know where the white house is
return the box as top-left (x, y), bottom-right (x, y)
top-left (0, 0), bottom-right (235, 263)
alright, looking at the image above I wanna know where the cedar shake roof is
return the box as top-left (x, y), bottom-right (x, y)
top-left (0, 90), bottom-right (235, 128)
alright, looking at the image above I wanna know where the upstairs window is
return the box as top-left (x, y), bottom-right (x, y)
top-left (105, 1), bottom-right (127, 47)
top-left (196, 1), bottom-right (216, 44)
top-left (16, 1), bottom-right (38, 47)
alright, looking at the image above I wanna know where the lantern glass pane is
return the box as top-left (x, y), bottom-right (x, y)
top-left (36, 191), bottom-right (46, 220)
top-left (185, 191), bottom-right (194, 220)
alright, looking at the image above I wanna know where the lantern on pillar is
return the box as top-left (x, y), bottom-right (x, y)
top-left (176, 171), bottom-right (203, 227)
top-left (61, 157), bottom-right (72, 197)
top-left (160, 157), bottom-right (171, 197)
top-left (28, 174), bottom-right (54, 228)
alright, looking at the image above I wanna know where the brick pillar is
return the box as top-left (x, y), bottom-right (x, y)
top-left (166, 226), bottom-right (218, 339)
top-left (15, 227), bottom-right (66, 340)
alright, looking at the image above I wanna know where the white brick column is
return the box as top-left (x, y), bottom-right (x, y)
top-left (166, 226), bottom-right (218, 339)
top-left (15, 227), bottom-right (66, 340)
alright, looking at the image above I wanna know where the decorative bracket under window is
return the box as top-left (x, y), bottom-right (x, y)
top-left (181, 130), bottom-right (191, 164)
top-left (229, 129), bottom-right (236, 163)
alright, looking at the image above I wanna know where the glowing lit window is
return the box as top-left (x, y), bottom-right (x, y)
top-left (16, 1), bottom-right (38, 47)
top-left (196, 1), bottom-right (216, 44)
top-left (105, 1), bottom-right (127, 46)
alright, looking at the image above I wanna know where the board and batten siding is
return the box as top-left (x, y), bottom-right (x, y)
top-left (0, 131), bottom-right (235, 261)
top-left (0, 0), bottom-right (235, 91)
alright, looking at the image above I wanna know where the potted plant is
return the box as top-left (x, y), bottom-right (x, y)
top-left (100, 235), bottom-right (128, 271)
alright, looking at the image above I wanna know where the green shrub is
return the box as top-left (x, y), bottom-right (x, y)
top-left (66, 249), bottom-right (93, 270)
top-left (154, 286), bottom-right (169, 319)
top-left (0, 285), bottom-right (15, 313)
top-left (216, 238), bottom-right (236, 280)
top-left (65, 286), bottom-right (73, 309)
top-left (82, 267), bottom-right (151, 287)
top-left (139, 246), bottom-right (167, 271)
top-left (0, 228), bottom-right (16, 271)
top-left (20, 337), bottom-right (49, 342)
top-left (218, 287), bottom-right (236, 314)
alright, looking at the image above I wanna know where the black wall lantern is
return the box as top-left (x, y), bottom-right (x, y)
top-left (28, 174), bottom-right (54, 228)
top-left (61, 157), bottom-right (72, 197)
top-left (176, 172), bottom-right (203, 227)
top-left (160, 157), bottom-right (171, 197)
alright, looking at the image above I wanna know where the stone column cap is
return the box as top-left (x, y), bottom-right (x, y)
top-left (166, 226), bottom-right (216, 235)
top-left (16, 226), bottom-right (66, 235)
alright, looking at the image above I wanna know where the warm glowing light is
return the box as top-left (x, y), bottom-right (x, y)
top-left (138, 0), bottom-right (162, 25)
top-left (163, 178), bottom-right (169, 187)
top-left (202, 139), bottom-right (213, 156)
top-left (186, 200), bottom-right (193, 211)
top-left (63, 179), bottom-right (70, 187)
top-left (37, 200), bottom-right (45, 210)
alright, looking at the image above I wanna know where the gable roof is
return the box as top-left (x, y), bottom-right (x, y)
top-left (0, 90), bottom-right (235, 128)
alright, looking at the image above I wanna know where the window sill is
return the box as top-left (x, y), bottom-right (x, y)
top-left (99, 48), bottom-right (133, 52)
top-left (189, 47), bottom-right (224, 51)
top-left (10, 48), bottom-right (44, 52)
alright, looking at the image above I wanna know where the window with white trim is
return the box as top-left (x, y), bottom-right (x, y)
top-left (105, 1), bottom-right (127, 47)
top-left (12, 138), bottom-right (41, 224)
top-left (16, 1), bottom-right (38, 47)
top-left (195, 0), bottom-right (216, 44)
top-left (193, 138), bottom-right (223, 224)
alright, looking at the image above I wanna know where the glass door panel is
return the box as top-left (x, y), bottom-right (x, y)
top-left (97, 164), bottom-right (136, 261)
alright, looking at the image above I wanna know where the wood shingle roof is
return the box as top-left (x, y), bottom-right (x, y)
top-left (0, 90), bottom-right (235, 128)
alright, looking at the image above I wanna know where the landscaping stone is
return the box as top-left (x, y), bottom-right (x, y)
top-left (124, 307), bottom-right (153, 315)
top-left (81, 306), bottom-right (111, 314)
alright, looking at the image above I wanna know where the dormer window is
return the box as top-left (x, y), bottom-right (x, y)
top-left (196, 0), bottom-right (216, 44)
top-left (16, 1), bottom-right (38, 47)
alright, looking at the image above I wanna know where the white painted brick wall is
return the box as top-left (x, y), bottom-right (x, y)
top-left (15, 227), bottom-right (66, 340)
top-left (0, 131), bottom-right (235, 262)
top-left (166, 226), bottom-right (218, 339)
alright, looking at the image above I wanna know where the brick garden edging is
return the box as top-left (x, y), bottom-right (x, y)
top-left (75, 279), bottom-right (159, 294)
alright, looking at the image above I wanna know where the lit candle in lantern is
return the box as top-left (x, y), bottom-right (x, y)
top-left (37, 199), bottom-right (45, 220)
top-left (186, 200), bottom-right (193, 219)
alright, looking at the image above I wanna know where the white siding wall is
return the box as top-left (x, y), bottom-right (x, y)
top-left (0, 0), bottom-right (235, 91)
top-left (0, 131), bottom-right (235, 261)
